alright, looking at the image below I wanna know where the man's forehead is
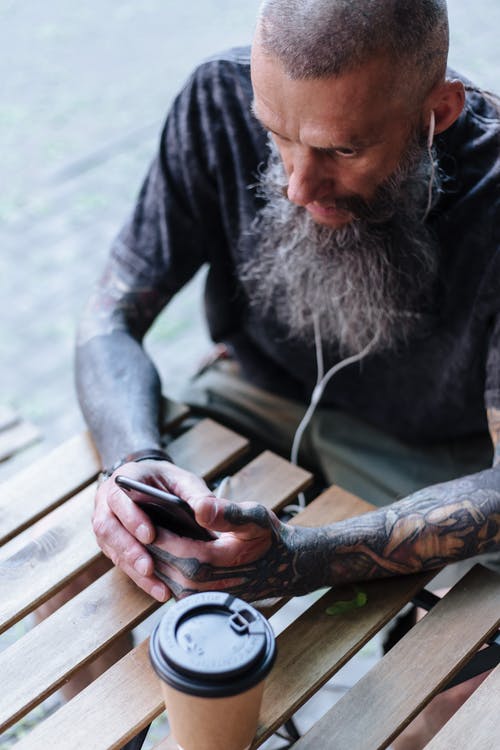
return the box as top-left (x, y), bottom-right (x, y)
top-left (251, 44), bottom-right (413, 145)
top-left (251, 41), bottom-right (407, 103)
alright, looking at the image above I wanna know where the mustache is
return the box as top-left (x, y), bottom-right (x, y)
top-left (280, 185), bottom-right (371, 219)
top-left (279, 184), bottom-right (401, 224)
top-left (279, 187), bottom-right (393, 223)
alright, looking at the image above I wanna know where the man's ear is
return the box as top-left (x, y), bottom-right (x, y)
top-left (425, 79), bottom-right (466, 135)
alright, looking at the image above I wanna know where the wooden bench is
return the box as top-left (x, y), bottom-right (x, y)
top-left (1, 402), bottom-right (499, 749)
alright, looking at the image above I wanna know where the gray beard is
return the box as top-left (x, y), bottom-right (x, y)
top-left (239, 138), bottom-right (440, 356)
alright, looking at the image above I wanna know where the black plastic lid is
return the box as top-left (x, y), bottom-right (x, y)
top-left (149, 592), bottom-right (276, 697)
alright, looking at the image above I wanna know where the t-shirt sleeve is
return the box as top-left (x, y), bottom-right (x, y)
top-left (101, 61), bottom-right (226, 336)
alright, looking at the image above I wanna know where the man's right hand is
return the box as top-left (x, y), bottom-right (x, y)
top-left (93, 458), bottom-right (236, 602)
top-left (93, 460), bottom-right (175, 602)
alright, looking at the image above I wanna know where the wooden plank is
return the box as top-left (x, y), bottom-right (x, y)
top-left (289, 485), bottom-right (373, 527)
top-left (0, 432), bottom-right (100, 545)
top-left (0, 568), bottom-right (159, 733)
top-left (0, 420), bottom-right (248, 632)
top-left (0, 484), bottom-right (100, 633)
top-left (0, 449), bottom-right (310, 729)
top-left (0, 402), bottom-right (189, 545)
top-left (0, 419), bottom-right (41, 462)
top-left (220, 450), bottom-right (312, 511)
top-left (167, 418), bottom-right (248, 479)
top-left (10, 639), bottom-right (163, 750)
top-left (291, 565), bottom-right (500, 750)
top-left (425, 662), bottom-right (500, 750)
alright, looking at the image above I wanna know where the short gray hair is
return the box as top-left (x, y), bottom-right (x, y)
top-left (258, 0), bottom-right (449, 96)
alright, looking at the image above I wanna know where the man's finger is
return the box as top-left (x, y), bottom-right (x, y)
top-left (95, 511), bottom-right (151, 571)
top-left (95, 518), bottom-right (171, 602)
top-left (158, 463), bottom-right (217, 504)
top-left (107, 482), bottom-right (156, 544)
top-left (115, 561), bottom-right (171, 602)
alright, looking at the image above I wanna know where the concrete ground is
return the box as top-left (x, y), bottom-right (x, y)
top-left (0, 1), bottom-right (498, 747)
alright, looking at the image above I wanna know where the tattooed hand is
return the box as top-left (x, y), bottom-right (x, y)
top-left (95, 460), bottom-right (317, 602)
top-left (148, 490), bottom-right (312, 602)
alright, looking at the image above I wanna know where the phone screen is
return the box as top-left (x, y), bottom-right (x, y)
top-left (115, 475), bottom-right (215, 541)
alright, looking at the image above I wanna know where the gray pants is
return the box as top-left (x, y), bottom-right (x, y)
top-left (181, 359), bottom-right (499, 578)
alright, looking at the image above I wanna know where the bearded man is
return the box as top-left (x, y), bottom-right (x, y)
top-left (75, 1), bottom-right (500, 745)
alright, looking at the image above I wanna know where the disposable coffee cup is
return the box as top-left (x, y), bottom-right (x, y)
top-left (149, 591), bottom-right (277, 750)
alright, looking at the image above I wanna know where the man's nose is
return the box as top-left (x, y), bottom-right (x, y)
top-left (285, 148), bottom-right (331, 207)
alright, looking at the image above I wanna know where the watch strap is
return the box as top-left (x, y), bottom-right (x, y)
top-left (101, 447), bottom-right (173, 479)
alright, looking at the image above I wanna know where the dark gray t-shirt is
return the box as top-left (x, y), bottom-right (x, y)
top-left (109, 47), bottom-right (500, 444)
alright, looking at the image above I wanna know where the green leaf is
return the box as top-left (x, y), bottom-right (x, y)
top-left (325, 587), bottom-right (368, 616)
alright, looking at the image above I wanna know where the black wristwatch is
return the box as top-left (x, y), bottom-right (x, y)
top-left (100, 447), bottom-right (174, 480)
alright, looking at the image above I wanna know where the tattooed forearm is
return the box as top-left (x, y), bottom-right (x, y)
top-left (309, 472), bottom-right (500, 587)
top-left (148, 467), bottom-right (500, 601)
top-left (77, 259), bottom-right (168, 346)
top-left (75, 259), bottom-right (170, 466)
top-left (487, 407), bottom-right (500, 467)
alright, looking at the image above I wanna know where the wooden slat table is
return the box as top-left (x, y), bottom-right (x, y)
top-left (0, 406), bottom-right (499, 749)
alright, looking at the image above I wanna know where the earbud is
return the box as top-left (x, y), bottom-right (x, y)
top-left (423, 109), bottom-right (436, 222)
top-left (427, 109), bottom-right (436, 148)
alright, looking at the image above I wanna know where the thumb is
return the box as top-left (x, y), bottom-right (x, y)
top-left (192, 497), bottom-right (271, 535)
top-left (190, 494), bottom-right (220, 527)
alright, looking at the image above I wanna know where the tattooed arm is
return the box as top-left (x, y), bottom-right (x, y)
top-left (75, 255), bottom-right (180, 601)
top-left (75, 262), bottom-right (167, 469)
top-left (142, 417), bottom-right (500, 601)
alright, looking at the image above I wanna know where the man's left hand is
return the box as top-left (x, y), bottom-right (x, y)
top-left (146, 465), bottom-right (300, 601)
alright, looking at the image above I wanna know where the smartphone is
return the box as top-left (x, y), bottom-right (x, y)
top-left (115, 475), bottom-right (215, 541)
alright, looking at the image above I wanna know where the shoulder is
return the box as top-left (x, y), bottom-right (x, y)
top-left (182, 46), bottom-right (253, 107)
top-left (436, 70), bottom-right (499, 226)
top-left (165, 46), bottom-right (264, 166)
top-left (202, 45), bottom-right (252, 68)
top-left (440, 69), bottom-right (500, 163)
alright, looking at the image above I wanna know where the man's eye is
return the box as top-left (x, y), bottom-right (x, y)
top-left (320, 146), bottom-right (358, 158)
top-left (334, 147), bottom-right (357, 157)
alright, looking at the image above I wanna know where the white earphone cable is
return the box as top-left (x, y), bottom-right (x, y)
top-left (285, 316), bottom-right (379, 513)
